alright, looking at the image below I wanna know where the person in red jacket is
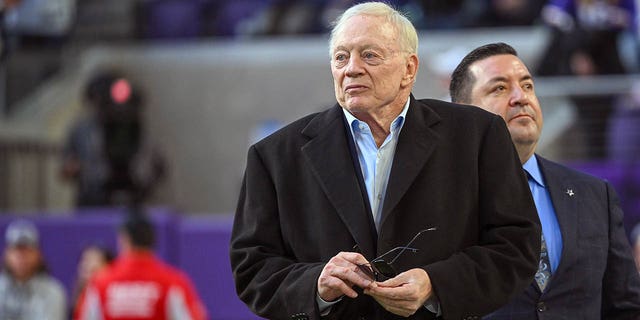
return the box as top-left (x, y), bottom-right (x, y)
top-left (75, 213), bottom-right (207, 320)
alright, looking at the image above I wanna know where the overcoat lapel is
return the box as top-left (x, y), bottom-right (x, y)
top-left (301, 106), bottom-right (376, 258)
top-left (380, 98), bottom-right (441, 229)
top-left (538, 156), bottom-right (578, 290)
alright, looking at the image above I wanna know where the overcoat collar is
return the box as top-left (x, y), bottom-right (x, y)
top-left (301, 105), bottom-right (376, 258)
top-left (300, 96), bottom-right (442, 256)
top-left (380, 97), bottom-right (441, 229)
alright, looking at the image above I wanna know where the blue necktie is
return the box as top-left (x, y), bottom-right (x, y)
top-left (535, 233), bottom-right (552, 291)
top-left (525, 169), bottom-right (552, 292)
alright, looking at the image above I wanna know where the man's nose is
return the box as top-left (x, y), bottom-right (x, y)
top-left (510, 86), bottom-right (529, 106)
top-left (345, 56), bottom-right (365, 77)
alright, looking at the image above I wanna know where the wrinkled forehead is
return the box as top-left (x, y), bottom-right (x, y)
top-left (330, 15), bottom-right (400, 52)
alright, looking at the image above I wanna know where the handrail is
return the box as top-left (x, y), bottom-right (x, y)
top-left (0, 138), bottom-right (61, 212)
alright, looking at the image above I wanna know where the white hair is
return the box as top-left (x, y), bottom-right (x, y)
top-left (328, 2), bottom-right (418, 56)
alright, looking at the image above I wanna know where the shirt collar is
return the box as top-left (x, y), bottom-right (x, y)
top-left (342, 98), bottom-right (410, 134)
top-left (523, 155), bottom-right (546, 188)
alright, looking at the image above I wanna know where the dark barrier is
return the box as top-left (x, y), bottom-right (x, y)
top-left (0, 208), bottom-right (262, 320)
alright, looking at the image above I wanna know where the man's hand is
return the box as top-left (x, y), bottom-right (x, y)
top-left (317, 252), bottom-right (373, 302)
top-left (364, 268), bottom-right (433, 317)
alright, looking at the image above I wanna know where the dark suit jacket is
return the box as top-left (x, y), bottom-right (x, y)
top-left (485, 156), bottom-right (640, 320)
top-left (230, 98), bottom-right (541, 320)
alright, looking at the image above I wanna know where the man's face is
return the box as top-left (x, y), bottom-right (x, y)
top-left (468, 54), bottom-right (543, 148)
top-left (5, 245), bottom-right (40, 281)
top-left (330, 15), bottom-right (416, 115)
top-left (78, 247), bottom-right (109, 282)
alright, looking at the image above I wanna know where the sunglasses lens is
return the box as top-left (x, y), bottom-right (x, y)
top-left (372, 260), bottom-right (397, 279)
top-left (357, 264), bottom-right (376, 280)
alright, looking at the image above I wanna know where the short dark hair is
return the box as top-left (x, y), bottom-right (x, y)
top-left (120, 213), bottom-right (155, 248)
top-left (82, 244), bottom-right (115, 263)
top-left (449, 42), bottom-right (518, 103)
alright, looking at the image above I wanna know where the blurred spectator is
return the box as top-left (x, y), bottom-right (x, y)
top-left (0, 0), bottom-right (22, 58)
top-left (2, 0), bottom-right (74, 114)
top-left (608, 81), bottom-right (640, 165)
top-left (471, 0), bottom-right (546, 27)
top-left (631, 222), bottom-right (640, 272)
top-left (414, 0), bottom-right (474, 29)
top-left (61, 70), bottom-right (165, 208)
top-left (260, 0), bottom-right (326, 35)
top-left (209, 0), bottom-right (273, 37)
top-left (2, 0), bottom-right (75, 37)
top-left (71, 245), bottom-right (113, 320)
top-left (0, 0), bottom-right (22, 115)
top-left (608, 80), bottom-right (640, 230)
top-left (75, 212), bottom-right (207, 320)
top-left (0, 219), bottom-right (67, 319)
top-left (537, 0), bottom-right (637, 159)
top-left (137, 0), bottom-right (205, 39)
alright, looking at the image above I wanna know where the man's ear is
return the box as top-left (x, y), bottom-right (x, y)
top-left (402, 54), bottom-right (419, 86)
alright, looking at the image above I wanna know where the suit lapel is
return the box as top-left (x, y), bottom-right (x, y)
top-left (380, 98), bottom-right (441, 229)
top-left (537, 156), bottom-right (578, 290)
top-left (301, 106), bottom-right (376, 258)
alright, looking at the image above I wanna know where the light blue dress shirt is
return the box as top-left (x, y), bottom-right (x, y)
top-left (316, 100), bottom-right (411, 314)
top-left (523, 156), bottom-right (563, 273)
top-left (342, 100), bottom-right (410, 229)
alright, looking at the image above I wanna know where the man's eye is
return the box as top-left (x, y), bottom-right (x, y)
top-left (335, 54), bottom-right (347, 61)
top-left (489, 85), bottom-right (507, 95)
top-left (363, 52), bottom-right (382, 60)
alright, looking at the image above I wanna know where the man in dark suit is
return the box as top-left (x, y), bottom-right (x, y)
top-left (230, 3), bottom-right (541, 319)
top-left (449, 42), bottom-right (640, 319)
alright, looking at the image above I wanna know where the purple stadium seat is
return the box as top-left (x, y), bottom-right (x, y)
top-left (214, 0), bottom-right (273, 36)
top-left (143, 0), bottom-right (204, 39)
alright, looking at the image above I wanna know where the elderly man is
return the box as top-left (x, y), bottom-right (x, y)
top-left (230, 3), bottom-right (541, 319)
top-left (449, 42), bottom-right (640, 319)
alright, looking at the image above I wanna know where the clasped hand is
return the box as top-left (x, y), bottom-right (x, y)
top-left (317, 252), bottom-right (433, 317)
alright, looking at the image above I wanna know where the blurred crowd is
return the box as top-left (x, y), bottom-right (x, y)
top-left (134, 0), bottom-right (552, 38)
top-left (0, 215), bottom-right (208, 319)
top-left (4, 0), bottom-right (634, 39)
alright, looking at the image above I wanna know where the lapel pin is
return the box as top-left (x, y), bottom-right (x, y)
top-left (566, 189), bottom-right (575, 197)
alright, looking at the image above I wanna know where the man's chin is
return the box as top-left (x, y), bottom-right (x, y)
top-left (512, 134), bottom-right (539, 147)
top-left (510, 124), bottom-right (539, 136)
top-left (344, 102), bottom-right (368, 114)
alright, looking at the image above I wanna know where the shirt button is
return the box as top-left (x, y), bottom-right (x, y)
top-left (377, 194), bottom-right (382, 200)
top-left (537, 301), bottom-right (547, 312)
